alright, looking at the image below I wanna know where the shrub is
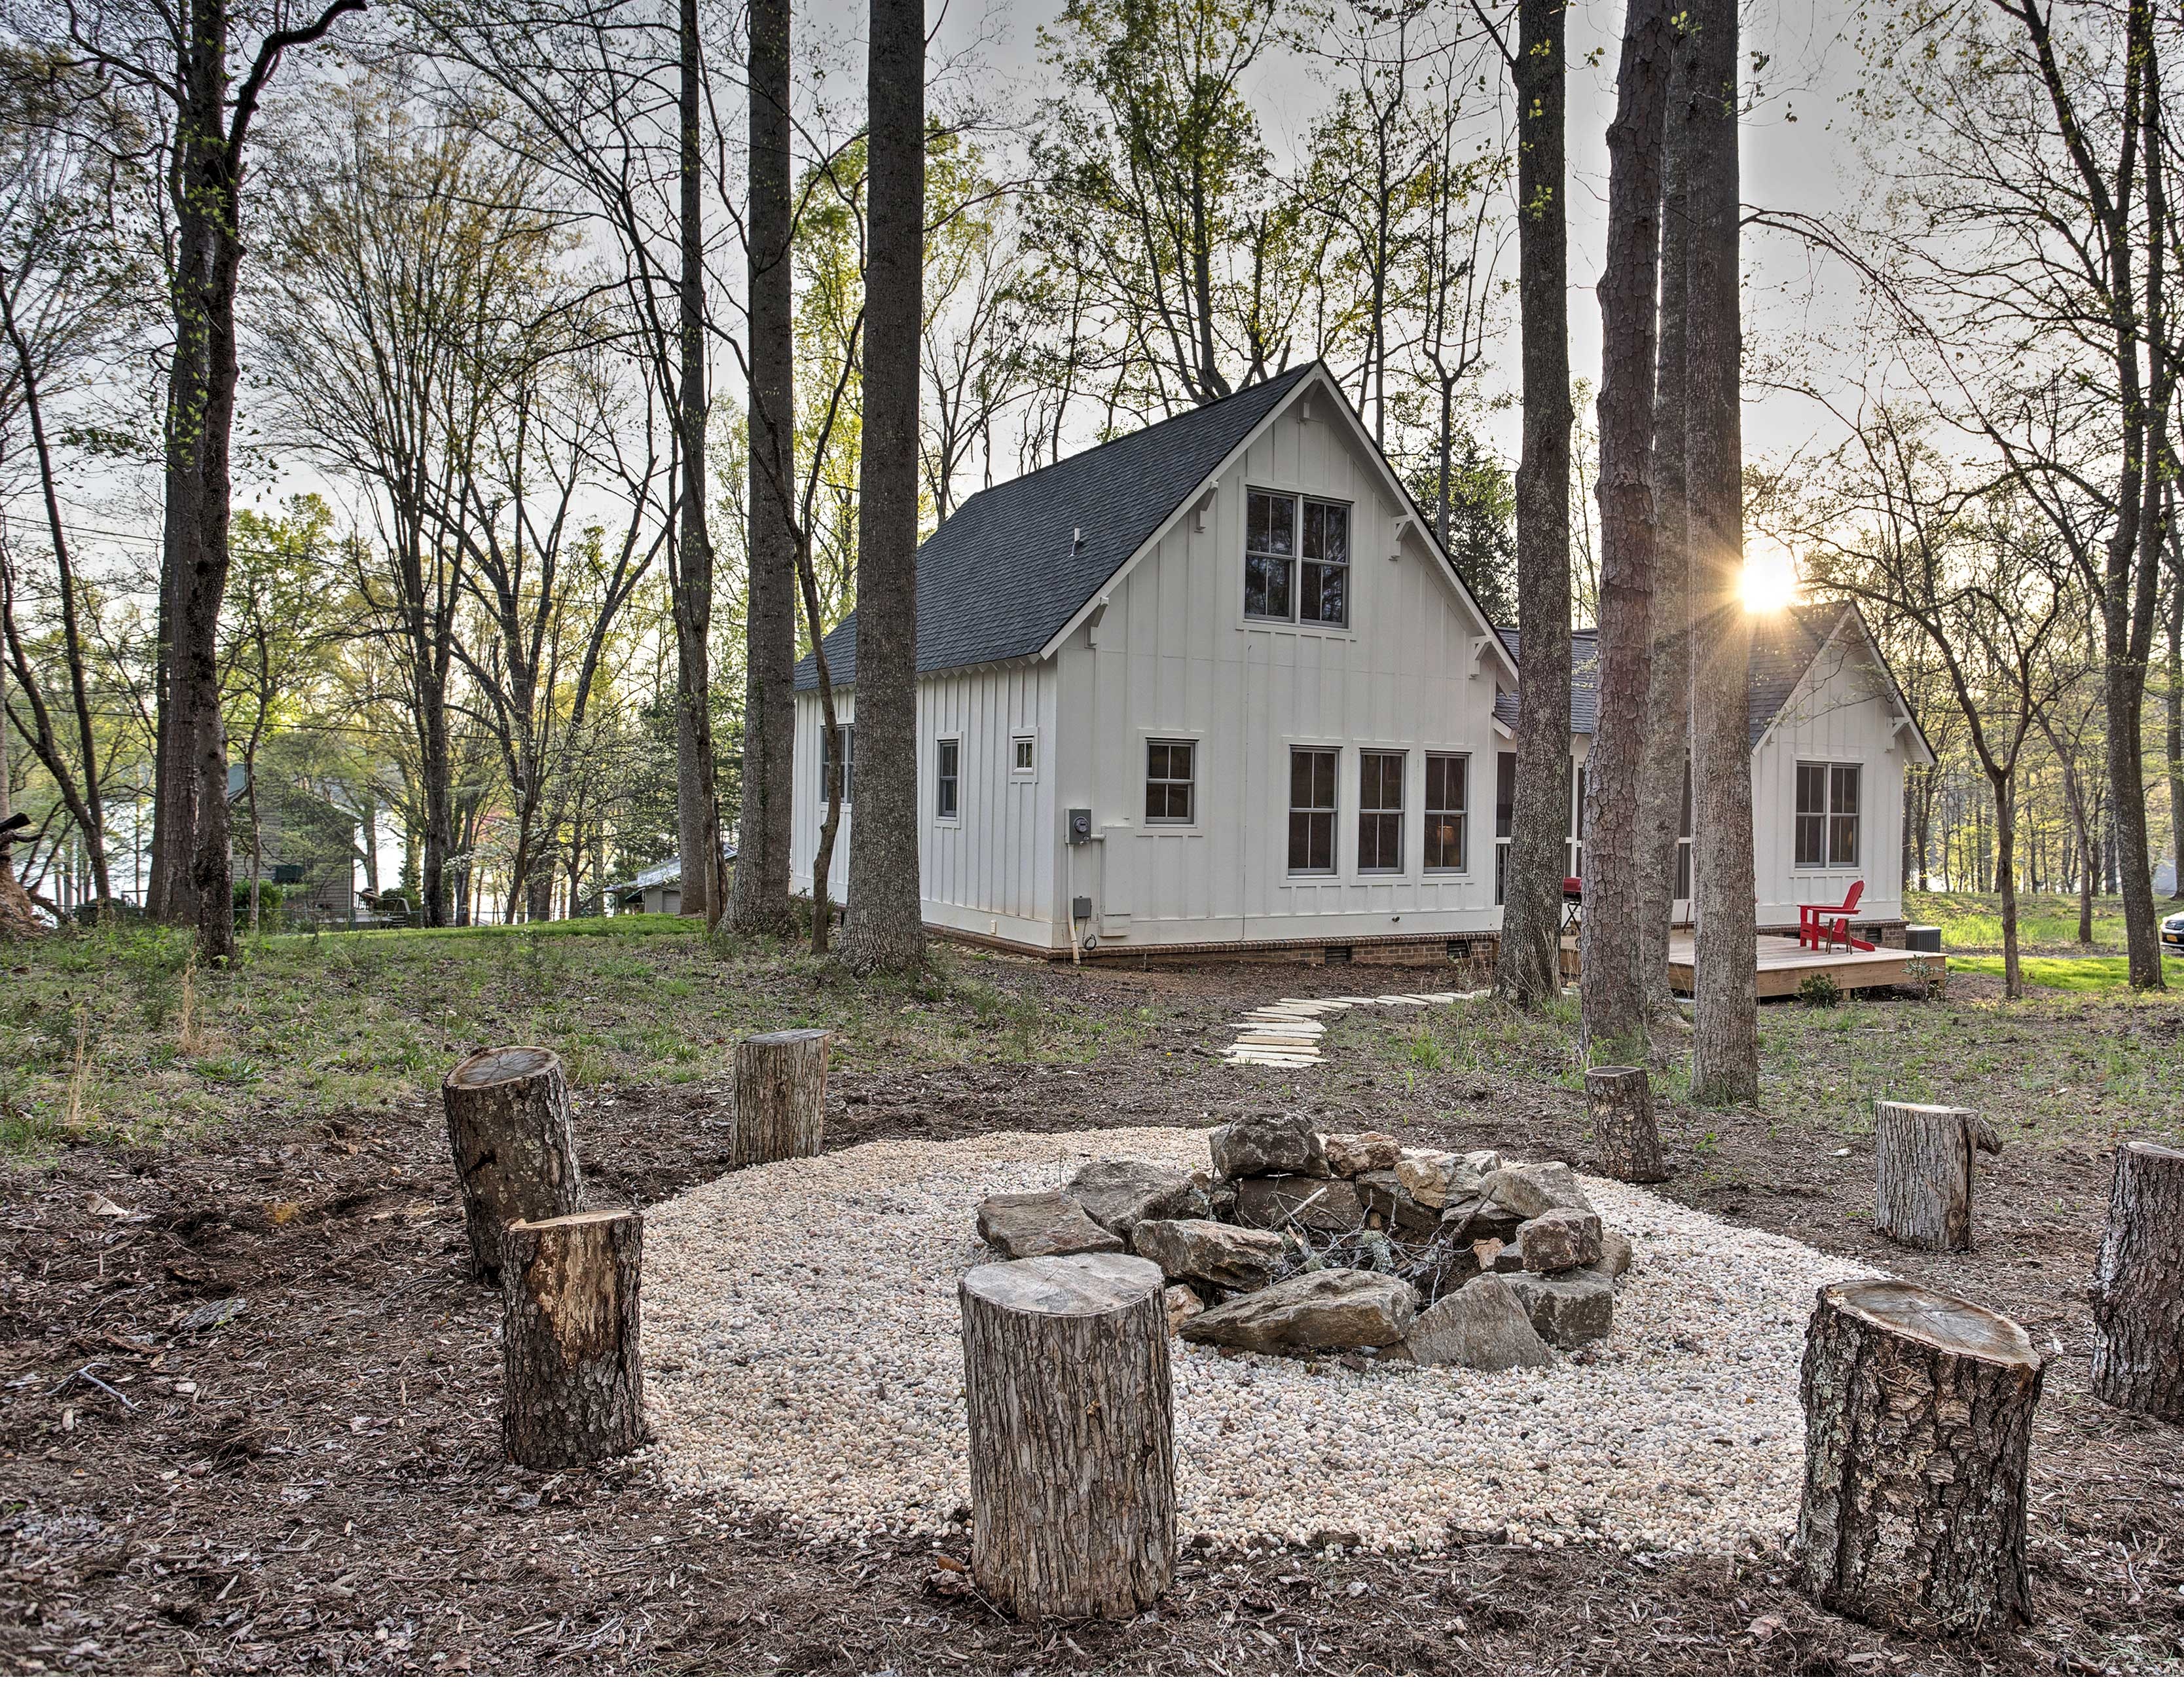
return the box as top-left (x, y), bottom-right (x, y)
top-left (1797, 972), bottom-right (1844, 1008)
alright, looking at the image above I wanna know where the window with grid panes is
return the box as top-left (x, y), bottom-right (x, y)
top-left (1425, 753), bottom-right (1467, 872)
top-left (1358, 751), bottom-right (1404, 873)
top-left (1145, 740), bottom-right (1195, 825)
top-left (1288, 747), bottom-right (1338, 873)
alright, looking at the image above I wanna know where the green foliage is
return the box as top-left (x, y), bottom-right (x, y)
top-left (1796, 972), bottom-right (1844, 1008)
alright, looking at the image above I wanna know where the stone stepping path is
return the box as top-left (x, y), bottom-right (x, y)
top-left (1221, 987), bottom-right (1491, 1067)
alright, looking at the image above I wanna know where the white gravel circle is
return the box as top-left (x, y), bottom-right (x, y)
top-left (642, 1127), bottom-right (1870, 1554)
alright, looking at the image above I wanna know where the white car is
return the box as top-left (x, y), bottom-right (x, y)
top-left (2162, 911), bottom-right (2184, 953)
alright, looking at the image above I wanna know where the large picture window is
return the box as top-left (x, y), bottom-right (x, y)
top-left (1145, 740), bottom-right (1195, 824)
top-left (1246, 490), bottom-right (1349, 627)
top-left (1425, 753), bottom-right (1468, 872)
top-left (935, 739), bottom-right (959, 820)
top-left (1358, 751), bottom-right (1404, 874)
top-left (1795, 761), bottom-right (1861, 868)
top-left (1288, 746), bottom-right (1338, 874)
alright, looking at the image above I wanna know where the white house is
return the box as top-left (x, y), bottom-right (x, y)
top-left (791, 364), bottom-right (1933, 965)
top-left (792, 361), bottom-right (1522, 964)
top-left (1506, 601), bottom-right (1935, 944)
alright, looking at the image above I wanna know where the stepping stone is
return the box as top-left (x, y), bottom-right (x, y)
top-left (1377, 994), bottom-right (1434, 1006)
top-left (1417, 993), bottom-right (1459, 1003)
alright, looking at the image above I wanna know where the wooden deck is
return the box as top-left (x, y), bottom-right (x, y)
top-left (1667, 932), bottom-right (1946, 999)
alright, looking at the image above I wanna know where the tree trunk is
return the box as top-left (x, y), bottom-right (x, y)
top-left (958, 1252), bottom-right (1174, 1619)
top-left (733, 1029), bottom-right (828, 1166)
top-left (730, 0), bottom-right (798, 939)
top-left (1579, 0), bottom-right (1672, 1061)
top-left (1874, 1101), bottom-right (2001, 1253)
top-left (1795, 1279), bottom-right (2043, 1636)
top-left (671, 0), bottom-right (720, 934)
top-left (1586, 1063), bottom-right (1666, 1182)
top-left (2168, 551), bottom-right (2183, 882)
top-left (1992, 767), bottom-right (2021, 997)
top-left (501, 1209), bottom-right (645, 1469)
top-left (1493, 0), bottom-right (1574, 1010)
top-left (839, 0), bottom-right (926, 978)
top-left (1682, 0), bottom-right (1757, 1102)
top-left (2091, 1139), bottom-right (2184, 1418)
top-left (444, 1045), bottom-right (585, 1281)
top-left (1636, 22), bottom-right (1693, 1025)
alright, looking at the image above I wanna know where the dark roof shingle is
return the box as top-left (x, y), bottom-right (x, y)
top-left (793, 365), bottom-right (1315, 690)
top-left (1494, 602), bottom-right (1851, 749)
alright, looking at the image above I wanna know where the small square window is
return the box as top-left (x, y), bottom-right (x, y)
top-left (1012, 736), bottom-right (1035, 775)
top-left (935, 739), bottom-right (959, 820)
top-left (1146, 739), bottom-right (1195, 825)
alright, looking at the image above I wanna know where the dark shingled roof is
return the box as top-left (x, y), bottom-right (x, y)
top-left (794, 365), bottom-right (1317, 690)
top-left (1494, 602), bottom-right (1853, 748)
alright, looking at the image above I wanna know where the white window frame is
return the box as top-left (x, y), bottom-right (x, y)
top-left (935, 737), bottom-right (960, 822)
top-left (1795, 760), bottom-right (1861, 869)
top-left (1244, 488), bottom-right (1353, 630)
top-left (1423, 752), bottom-right (1469, 875)
top-left (1144, 739), bottom-right (1197, 826)
top-left (820, 722), bottom-right (855, 809)
top-left (1357, 748), bottom-right (1404, 875)
top-left (1010, 734), bottom-right (1036, 779)
top-left (1288, 745), bottom-right (1340, 875)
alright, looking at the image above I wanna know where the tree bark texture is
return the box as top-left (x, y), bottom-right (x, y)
top-left (1874, 1101), bottom-right (2001, 1253)
top-left (671, 0), bottom-right (721, 932)
top-left (731, 0), bottom-right (799, 938)
top-left (1636, 24), bottom-right (1693, 1021)
top-left (838, 0), bottom-right (928, 977)
top-left (1586, 1063), bottom-right (1666, 1182)
top-left (1579, 0), bottom-right (1672, 1061)
top-left (1795, 1279), bottom-right (2044, 1636)
top-left (444, 1046), bottom-right (585, 1281)
top-left (959, 1252), bottom-right (1174, 1619)
top-left (1682, 0), bottom-right (1757, 1101)
top-left (501, 1209), bottom-right (645, 1469)
top-left (2091, 1139), bottom-right (2184, 1418)
top-left (733, 1029), bottom-right (828, 1166)
top-left (1493, 0), bottom-right (1574, 1010)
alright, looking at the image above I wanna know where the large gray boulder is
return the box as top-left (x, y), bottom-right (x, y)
top-left (1517, 1206), bottom-right (1603, 1273)
top-left (1064, 1158), bottom-right (1208, 1238)
top-left (1394, 1148), bottom-right (1499, 1210)
top-left (1130, 1219), bottom-right (1286, 1291)
top-left (1404, 1274), bottom-right (1557, 1371)
top-left (1232, 1175), bottom-right (1363, 1233)
top-left (1178, 1268), bottom-right (1416, 1354)
top-left (1504, 1268), bottom-right (1615, 1346)
top-left (1480, 1161), bottom-right (1593, 1220)
top-left (1210, 1116), bottom-right (1330, 1179)
top-left (975, 1192), bottom-right (1124, 1260)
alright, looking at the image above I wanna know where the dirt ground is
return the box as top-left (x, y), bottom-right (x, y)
top-left (2, 953), bottom-right (2180, 1674)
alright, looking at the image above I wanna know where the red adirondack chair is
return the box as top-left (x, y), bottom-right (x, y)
top-left (1800, 880), bottom-right (1871, 952)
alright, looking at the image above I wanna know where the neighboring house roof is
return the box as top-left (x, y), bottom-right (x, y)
top-left (794, 366), bottom-right (1316, 691)
top-left (1493, 602), bottom-right (1933, 762)
top-left (604, 842), bottom-right (738, 897)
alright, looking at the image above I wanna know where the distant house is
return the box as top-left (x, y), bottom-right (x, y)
top-left (605, 843), bottom-right (736, 916)
top-left (1500, 600), bottom-right (1935, 944)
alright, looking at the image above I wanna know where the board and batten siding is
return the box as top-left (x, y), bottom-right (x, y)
top-left (1058, 384), bottom-right (1508, 949)
top-left (1750, 631), bottom-right (1911, 927)
top-left (790, 663), bottom-right (1064, 948)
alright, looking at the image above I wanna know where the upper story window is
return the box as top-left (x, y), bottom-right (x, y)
top-left (1246, 490), bottom-right (1350, 627)
top-left (1796, 761), bottom-right (1861, 868)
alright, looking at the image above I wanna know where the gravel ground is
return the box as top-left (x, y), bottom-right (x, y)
top-left (643, 1127), bottom-right (1877, 1556)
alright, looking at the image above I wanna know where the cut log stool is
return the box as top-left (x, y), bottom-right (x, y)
top-left (733, 1029), bottom-right (828, 1166)
top-left (959, 1251), bottom-right (1174, 1619)
top-left (1796, 1279), bottom-right (2044, 1635)
top-left (445, 1045), bottom-right (584, 1281)
top-left (502, 1210), bottom-right (645, 1469)
top-left (2092, 1139), bottom-right (2184, 1418)
top-left (1874, 1101), bottom-right (2001, 1252)
top-left (1586, 1064), bottom-right (1665, 1182)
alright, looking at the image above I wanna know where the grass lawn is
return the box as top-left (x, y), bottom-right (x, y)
top-left (0, 916), bottom-right (1143, 1153)
top-left (1904, 889), bottom-right (2184, 954)
top-left (1946, 954), bottom-right (2140, 991)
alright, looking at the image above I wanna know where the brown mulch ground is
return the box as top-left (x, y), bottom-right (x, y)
top-left (2, 958), bottom-right (2180, 1674)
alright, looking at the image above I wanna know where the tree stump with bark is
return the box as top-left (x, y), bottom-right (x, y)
top-left (958, 1251), bottom-right (1174, 1619)
top-left (1874, 1101), bottom-right (2001, 1252)
top-left (501, 1210), bottom-right (645, 1469)
top-left (1796, 1278), bottom-right (2044, 1635)
top-left (733, 1029), bottom-right (828, 1166)
top-left (1586, 1064), bottom-right (1666, 1182)
top-left (444, 1046), bottom-right (585, 1281)
top-left (2092, 1139), bottom-right (2184, 1418)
